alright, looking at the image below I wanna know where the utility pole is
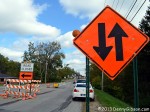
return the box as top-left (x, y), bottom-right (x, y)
top-left (45, 61), bottom-right (48, 84)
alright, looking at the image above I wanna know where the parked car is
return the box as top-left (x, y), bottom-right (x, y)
top-left (73, 79), bottom-right (77, 87)
top-left (72, 83), bottom-right (95, 101)
top-left (73, 79), bottom-right (86, 87)
top-left (76, 79), bottom-right (86, 83)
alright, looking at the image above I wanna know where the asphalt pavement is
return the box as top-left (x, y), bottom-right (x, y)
top-left (0, 81), bottom-right (82, 112)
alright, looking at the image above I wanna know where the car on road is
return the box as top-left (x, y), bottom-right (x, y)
top-left (73, 80), bottom-right (77, 87)
top-left (76, 79), bottom-right (86, 84)
top-left (74, 79), bottom-right (86, 86)
top-left (72, 83), bottom-right (95, 101)
top-left (73, 79), bottom-right (86, 87)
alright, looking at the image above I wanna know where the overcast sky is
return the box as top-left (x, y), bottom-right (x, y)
top-left (0, 0), bottom-right (149, 76)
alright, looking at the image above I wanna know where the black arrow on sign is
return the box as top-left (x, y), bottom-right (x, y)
top-left (93, 23), bottom-right (113, 60)
top-left (21, 74), bottom-right (31, 78)
top-left (108, 23), bottom-right (128, 61)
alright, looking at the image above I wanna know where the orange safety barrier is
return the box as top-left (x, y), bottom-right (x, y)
top-left (2, 79), bottom-right (41, 100)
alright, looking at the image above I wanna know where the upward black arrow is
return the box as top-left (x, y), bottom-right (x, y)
top-left (93, 23), bottom-right (113, 60)
top-left (108, 23), bottom-right (128, 61)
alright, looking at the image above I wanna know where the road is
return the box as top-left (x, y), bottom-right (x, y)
top-left (0, 81), bottom-right (82, 112)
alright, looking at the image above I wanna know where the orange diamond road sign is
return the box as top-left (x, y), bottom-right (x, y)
top-left (73, 6), bottom-right (149, 80)
top-left (19, 72), bottom-right (33, 80)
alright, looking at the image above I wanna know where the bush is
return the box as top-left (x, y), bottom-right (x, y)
top-left (91, 76), bottom-right (101, 90)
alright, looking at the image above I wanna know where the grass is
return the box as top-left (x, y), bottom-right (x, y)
top-left (95, 89), bottom-right (132, 111)
top-left (0, 84), bottom-right (4, 86)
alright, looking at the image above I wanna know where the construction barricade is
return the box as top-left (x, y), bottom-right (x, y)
top-left (46, 83), bottom-right (50, 88)
top-left (0, 79), bottom-right (41, 100)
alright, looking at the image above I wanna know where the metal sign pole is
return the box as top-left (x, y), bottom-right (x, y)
top-left (86, 57), bottom-right (90, 112)
top-left (133, 56), bottom-right (139, 111)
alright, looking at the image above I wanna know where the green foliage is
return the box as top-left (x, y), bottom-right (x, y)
top-left (0, 54), bottom-right (9, 73)
top-left (139, 6), bottom-right (150, 37)
top-left (22, 41), bottom-right (73, 82)
top-left (0, 54), bottom-right (20, 77)
top-left (6, 60), bottom-right (20, 77)
top-left (22, 41), bottom-right (77, 83)
top-left (90, 62), bottom-right (102, 89)
top-left (138, 5), bottom-right (150, 108)
top-left (57, 66), bottom-right (76, 79)
top-left (95, 89), bottom-right (131, 109)
top-left (91, 76), bottom-right (101, 89)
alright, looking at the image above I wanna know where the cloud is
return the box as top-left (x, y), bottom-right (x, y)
top-left (59, 0), bottom-right (103, 19)
top-left (64, 50), bottom-right (86, 75)
top-left (0, 47), bottom-right (23, 61)
top-left (12, 38), bottom-right (30, 51)
top-left (59, 0), bottom-right (149, 27)
top-left (11, 31), bottom-right (87, 74)
top-left (56, 31), bottom-right (74, 48)
top-left (0, 0), bottom-right (60, 37)
top-left (11, 30), bottom-right (75, 54)
top-left (80, 24), bottom-right (87, 30)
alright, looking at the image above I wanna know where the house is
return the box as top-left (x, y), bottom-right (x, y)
top-left (0, 73), bottom-right (17, 83)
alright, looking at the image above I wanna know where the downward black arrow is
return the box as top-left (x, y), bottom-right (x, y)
top-left (108, 23), bottom-right (128, 61)
top-left (93, 23), bottom-right (113, 60)
top-left (21, 74), bottom-right (31, 78)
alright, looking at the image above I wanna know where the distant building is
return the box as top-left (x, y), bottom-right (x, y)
top-left (0, 73), bottom-right (17, 83)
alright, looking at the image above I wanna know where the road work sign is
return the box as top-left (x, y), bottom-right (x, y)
top-left (20, 63), bottom-right (34, 80)
top-left (73, 6), bottom-right (149, 80)
top-left (19, 72), bottom-right (33, 80)
top-left (20, 63), bottom-right (34, 72)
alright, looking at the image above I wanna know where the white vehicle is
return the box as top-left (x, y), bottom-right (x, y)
top-left (75, 79), bottom-right (86, 86)
top-left (72, 83), bottom-right (95, 101)
top-left (73, 80), bottom-right (77, 87)
top-left (76, 79), bottom-right (86, 83)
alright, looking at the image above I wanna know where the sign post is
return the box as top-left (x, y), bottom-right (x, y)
top-left (133, 56), bottom-right (139, 110)
top-left (86, 57), bottom-right (90, 112)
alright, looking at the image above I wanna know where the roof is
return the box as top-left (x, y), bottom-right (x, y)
top-left (0, 73), bottom-right (17, 79)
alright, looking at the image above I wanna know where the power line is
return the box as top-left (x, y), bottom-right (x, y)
top-left (119, 0), bottom-right (125, 12)
top-left (130, 0), bottom-right (147, 22)
top-left (125, 0), bottom-right (136, 17)
top-left (115, 0), bottom-right (119, 10)
top-left (128, 0), bottom-right (143, 20)
top-left (126, 0), bottom-right (138, 19)
top-left (112, 0), bottom-right (116, 8)
top-left (104, 0), bottom-right (106, 8)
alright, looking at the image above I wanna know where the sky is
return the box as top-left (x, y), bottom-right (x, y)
top-left (0, 0), bottom-right (149, 76)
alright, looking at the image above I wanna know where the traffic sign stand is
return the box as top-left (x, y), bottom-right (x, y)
top-left (86, 57), bottom-right (90, 112)
top-left (133, 56), bottom-right (139, 110)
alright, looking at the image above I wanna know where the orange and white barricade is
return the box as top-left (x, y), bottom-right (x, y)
top-left (26, 80), bottom-right (41, 96)
top-left (2, 79), bottom-right (41, 100)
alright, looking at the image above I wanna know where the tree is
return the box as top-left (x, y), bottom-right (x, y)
top-left (90, 63), bottom-right (102, 90)
top-left (57, 65), bottom-right (76, 80)
top-left (138, 5), bottom-right (150, 108)
top-left (0, 53), bottom-right (20, 77)
top-left (23, 41), bottom-right (65, 82)
top-left (0, 54), bottom-right (8, 73)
